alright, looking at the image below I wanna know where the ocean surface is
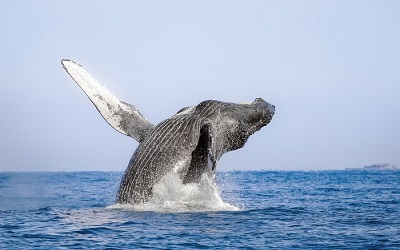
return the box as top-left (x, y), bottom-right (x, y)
top-left (1, 170), bottom-right (399, 249)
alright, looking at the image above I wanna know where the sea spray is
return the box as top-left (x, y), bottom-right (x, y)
top-left (109, 172), bottom-right (239, 212)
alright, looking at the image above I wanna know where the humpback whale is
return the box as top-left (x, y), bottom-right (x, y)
top-left (61, 59), bottom-right (275, 204)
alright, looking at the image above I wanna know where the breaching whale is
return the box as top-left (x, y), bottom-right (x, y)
top-left (61, 59), bottom-right (275, 204)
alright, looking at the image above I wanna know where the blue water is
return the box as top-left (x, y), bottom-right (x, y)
top-left (1, 171), bottom-right (399, 249)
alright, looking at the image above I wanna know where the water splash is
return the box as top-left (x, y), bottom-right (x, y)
top-left (109, 172), bottom-right (239, 212)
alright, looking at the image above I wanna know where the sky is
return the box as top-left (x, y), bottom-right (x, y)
top-left (0, 1), bottom-right (399, 172)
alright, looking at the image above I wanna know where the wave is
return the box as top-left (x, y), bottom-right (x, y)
top-left (108, 172), bottom-right (239, 213)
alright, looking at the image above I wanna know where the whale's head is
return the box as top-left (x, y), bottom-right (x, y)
top-left (219, 97), bottom-right (275, 152)
top-left (178, 98), bottom-right (275, 184)
top-left (194, 98), bottom-right (275, 159)
top-left (240, 97), bottom-right (275, 130)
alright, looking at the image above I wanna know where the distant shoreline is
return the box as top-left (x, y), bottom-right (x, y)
top-left (345, 163), bottom-right (398, 171)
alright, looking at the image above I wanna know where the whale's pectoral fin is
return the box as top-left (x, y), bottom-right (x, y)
top-left (61, 59), bottom-right (154, 142)
top-left (183, 122), bottom-right (218, 184)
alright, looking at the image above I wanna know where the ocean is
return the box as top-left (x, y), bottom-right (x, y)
top-left (1, 170), bottom-right (399, 249)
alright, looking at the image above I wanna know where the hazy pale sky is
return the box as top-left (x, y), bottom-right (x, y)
top-left (1, 1), bottom-right (399, 171)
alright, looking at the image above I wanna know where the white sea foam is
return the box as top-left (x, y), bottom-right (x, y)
top-left (108, 172), bottom-right (239, 213)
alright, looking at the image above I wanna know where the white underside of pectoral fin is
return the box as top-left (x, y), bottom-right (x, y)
top-left (61, 59), bottom-right (154, 142)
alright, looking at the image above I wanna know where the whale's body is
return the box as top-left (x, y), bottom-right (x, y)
top-left (62, 59), bottom-right (275, 204)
